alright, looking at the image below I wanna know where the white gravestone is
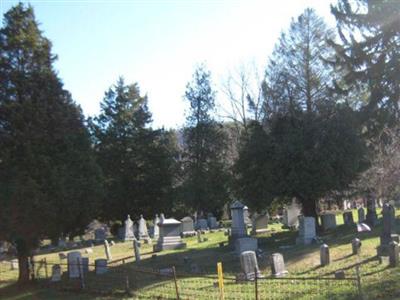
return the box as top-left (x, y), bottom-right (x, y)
top-left (138, 215), bottom-right (149, 240)
top-left (230, 201), bottom-right (248, 243)
top-left (124, 215), bottom-right (135, 241)
top-left (51, 264), bottom-right (62, 282)
top-left (270, 253), bottom-right (288, 277)
top-left (235, 237), bottom-right (258, 255)
top-left (10, 259), bottom-right (18, 270)
top-left (243, 206), bottom-right (252, 226)
top-left (153, 214), bottom-right (160, 239)
top-left (240, 251), bottom-right (261, 280)
top-left (296, 216), bottom-right (316, 245)
top-left (67, 251), bottom-right (82, 279)
top-left (251, 213), bottom-right (269, 235)
top-left (282, 200), bottom-right (301, 228)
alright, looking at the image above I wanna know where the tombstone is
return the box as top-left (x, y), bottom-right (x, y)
top-left (207, 214), bottom-right (219, 230)
top-left (81, 257), bottom-right (89, 274)
top-left (133, 240), bottom-right (141, 263)
top-left (181, 216), bottom-right (196, 237)
top-left (153, 214), bottom-right (160, 239)
top-left (196, 218), bottom-right (208, 231)
top-left (235, 237), bottom-right (258, 255)
top-left (378, 203), bottom-right (399, 255)
top-left (9, 259), bottom-right (18, 270)
top-left (240, 251), bottom-right (261, 280)
top-left (366, 192), bottom-right (378, 226)
top-left (243, 206), bottom-right (252, 226)
top-left (352, 238), bottom-right (361, 255)
top-left (58, 238), bottom-right (67, 248)
top-left (282, 199), bottom-right (301, 228)
top-left (270, 253), bottom-right (288, 277)
top-left (51, 264), bottom-right (62, 282)
top-left (95, 259), bottom-right (108, 275)
top-left (251, 213), bottom-right (269, 235)
top-left (138, 215), bottom-right (149, 240)
top-left (343, 200), bottom-right (352, 210)
top-left (197, 230), bottom-right (203, 243)
top-left (296, 216), bottom-right (316, 245)
top-left (230, 201), bottom-right (248, 243)
top-left (104, 240), bottom-right (112, 261)
top-left (321, 213), bottom-right (336, 231)
top-left (94, 228), bottom-right (106, 242)
top-left (154, 218), bottom-right (187, 252)
top-left (67, 251), bottom-right (82, 279)
top-left (123, 215), bottom-right (135, 241)
top-left (357, 207), bottom-right (365, 223)
top-left (389, 241), bottom-right (399, 268)
top-left (335, 270), bottom-right (345, 279)
top-left (342, 211), bottom-right (354, 226)
top-left (320, 244), bottom-right (330, 266)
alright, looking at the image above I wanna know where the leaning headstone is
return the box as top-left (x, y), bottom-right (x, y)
top-left (94, 228), bottom-right (106, 242)
top-left (230, 201), bottom-right (248, 243)
top-left (133, 240), bottom-right (141, 263)
top-left (181, 216), bottom-right (196, 237)
top-left (207, 214), bottom-right (219, 230)
top-left (154, 218), bottom-right (187, 252)
top-left (358, 207), bottom-right (365, 223)
top-left (270, 253), bottom-right (288, 277)
top-left (153, 214), bottom-right (160, 239)
top-left (123, 215), bottom-right (135, 241)
top-left (282, 199), bottom-right (301, 228)
top-left (51, 264), bottom-right (62, 282)
top-left (196, 218), bottom-right (208, 231)
top-left (320, 244), bottom-right (330, 266)
top-left (104, 240), bottom-right (112, 261)
top-left (251, 213), bottom-right (269, 235)
top-left (67, 251), bottom-right (82, 279)
top-left (389, 241), bottom-right (399, 268)
top-left (240, 251), bottom-right (261, 280)
top-left (10, 259), bottom-right (18, 270)
top-left (343, 211), bottom-right (354, 226)
top-left (352, 238), bottom-right (361, 255)
top-left (235, 237), bottom-right (258, 255)
top-left (95, 259), bottom-right (108, 275)
top-left (378, 203), bottom-right (399, 255)
top-left (321, 213), bottom-right (336, 231)
top-left (296, 216), bottom-right (316, 245)
top-left (366, 192), bottom-right (378, 226)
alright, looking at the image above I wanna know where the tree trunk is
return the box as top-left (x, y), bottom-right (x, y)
top-left (300, 197), bottom-right (321, 232)
top-left (15, 238), bottom-right (32, 283)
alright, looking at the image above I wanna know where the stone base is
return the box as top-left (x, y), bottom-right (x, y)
top-left (235, 237), bottom-right (258, 255)
top-left (153, 237), bottom-right (187, 252)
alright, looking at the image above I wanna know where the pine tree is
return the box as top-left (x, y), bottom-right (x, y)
top-left (0, 4), bottom-right (102, 282)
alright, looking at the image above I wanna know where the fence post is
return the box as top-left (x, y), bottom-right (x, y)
top-left (77, 257), bottom-right (85, 289)
top-left (44, 258), bottom-right (48, 279)
top-left (217, 262), bottom-right (225, 300)
top-left (355, 265), bottom-right (363, 300)
top-left (254, 267), bottom-right (259, 300)
top-left (172, 266), bottom-right (180, 300)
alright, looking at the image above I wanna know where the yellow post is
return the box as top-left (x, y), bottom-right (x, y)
top-left (217, 262), bottom-right (225, 300)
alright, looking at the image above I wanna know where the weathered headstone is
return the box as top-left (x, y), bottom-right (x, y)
top-left (378, 203), bottom-right (399, 255)
top-left (94, 228), bottom-right (106, 242)
top-left (251, 213), bottom-right (269, 235)
top-left (133, 240), bottom-right (141, 262)
top-left (366, 192), bottom-right (378, 226)
top-left (282, 199), bottom-right (301, 228)
top-left (230, 200), bottom-right (248, 243)
top-left (138, 215), bottom-right (149, 240)
top-left (207, 214), bottom-right (219, 230)
top-left (181, 216), bottom-right (196, 237)
top-left (67, 251), bottom-right (82, 279)
top-left (335, 270), bottom-right (345, 279)
top-left (81, 257), bottom-right (89, 274)
top-left (196, 218), bottom-right (208, 230)
top-left (243, 206), bottom-right (252, 226)
top-left (104, 240), bottom-right (112, 261)
top-left (153, 214), bottom-right (160, 239)
top-left (320, 244), bottom-right (330, 266)
top-left (58, 238), bottom-right (67, 248)
top-left (270, 253), bottom-right (288, 277)
top-left (235, 237), bottom-right (258, 255)
top-left (10, 259), bottom-right (18, 270)
top-left (352, 238), bottom-right (361, 255)
top-left (296, 216), bottom-right (316, 245)
top-left (95, 259), bottom-right (107, 274)
top-left (154, 218), bottom-right (187, 252)
top-left (389, 241), bottom-right (399, 268)
top-left (342, 211), bottom-right (354, 226)
top-left (321, 213), bottom-right (336, 231)
top-left (123, 215), bottom-right (135, 241)
top-left (240, 251), bottom-right (261, 280)
top-left (197, 230), bottom-right (202, 243)
top-left (358, 207), bottom-right (365, 223)
top-left (51, 264), bottom-right (62, 282)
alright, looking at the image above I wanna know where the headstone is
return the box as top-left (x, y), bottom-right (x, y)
top-left (296, 216), bottom-right (316, 245)
top-left (389, 241), bottom-right (399, 268)
top-left (160, 213), bottom-right (165, 222)
top-left (335, 270), bottom-right (345, 279)
top-left (94, 228), bottom-right (106, 242)
top-left (243, 206), bottom-right (252, 226)
top-left (251, 213), bottom-right (269, 235)
top-left (51, 264), bottom-right (61, 282)
top-left (320, 244), bottom-right (330, 266)
top-left (81, 257), bottom-right (89, 274)
top-left (153, 214), bottom-right (160, 239)
top-left (181, 216), bottom-right (196, 237)
top-left (207, 214), bottom-right (219, 229)
top-left (321, 213), bottom-right (336, 231)
top-left (230, 201), bottom-right (248, 243)
top-left (366, 192), bottom-right (378, 226)
top-left (282, 199), bottom-right (301, 228)
top-left (154, 218), bottom-right (187, 252)
top-left (196, 218), bottom-right (208, 230)
top-left (67, 251), bottom-right (82, 279)
top-left (240, 251), bottom-right (261, 280)
top-left (352, 238), bottom-right (361, 255)
top-left (138, 215), bottom-right (149, 240)
top-left (197, 230), bottom-right (202, 243)
top-left (58, 238), bottom-right (67, 248)
top-left (104, 240), bottom-right (112, 261)
top-left (10, 259), bottom-right (18, 270)
top-left (95, 259), bottom-right (107, 274)
top-left (378, 203), bottom-right (399, 255)
top-left (123, 215), bottom-right (135, 241)
top-left (343, 211), bottom-right (354, 226)
top-left (235, 237), bottom-right (258, 255)
top-left (134, 240), bottom-right (141, 262)
top-left (358, 207), bottom-right (365, 223)
top-left (270, 253), bottom-right (288, 277)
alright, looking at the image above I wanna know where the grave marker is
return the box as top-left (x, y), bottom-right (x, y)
top-left (270, 253), bottom-right (288, 277)
top-left (240, 251), bottom-right (261, 280)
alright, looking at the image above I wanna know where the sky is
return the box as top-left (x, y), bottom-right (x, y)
top-left (0, 0), bottom-right (335, 129)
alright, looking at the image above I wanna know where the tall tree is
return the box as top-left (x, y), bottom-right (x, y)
top-left (181, 65), bottom-right (231, 216)
top-left (89, 78), bottom-right (177, 221)
top-left (0, 4), bottom-right (102, 282)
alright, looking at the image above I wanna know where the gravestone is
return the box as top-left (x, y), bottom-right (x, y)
top-left (352, 238), bottom-right (361, 255)
top-left (358, 207), bottom-right (365, 223)
top-left (58, 238), bottom-right (67, 248)
top-left (95, 259), bottom-right (107, 274)
top-left (251, 213), bottom-right (269, 235)
top-left (51, 264), bottom-right (61, 282)
top-left (154, 218), bottom-right (187, 252)
top-left (243, 206), bottom-right (252, 226)
top-left (67, 251), bottom-right (82, 279)
top-left (270, 253), bottom-right (288, 277)
top-left (160, 213), bottom-right (165, 223)
top-left (335, 270), bottom-right (345, 279)
top-left (240, 251), bottom-right (261, 280)
top-left (181, 216), bottom-right (196, 237)
top-left (133, 240), bottom-right (141, 262)
top-left (123, 215), bottom-right (135, 241)
top-left (235, 237), bottom-right (258, 255)
top-left (282, 199), bottom-right (301, 228)
top-left (138, 215), bottom-right (149, 240)
top-left (196, 218), bottom-right (208, 230)
top-left (378, 203), bottom-right (399, 255)
top-left (321, 213), bottom-right (336, 231)
top-left (197, 230), bottom-right (203, 243)
top-left (296, 216), bottom-right (316, 245)
top-left (366, 192), bottom-right (378, 226)
top-left (104, 240), bottom-right (112, 261)
top-left (230, 201), bottom-right (248, 243)
top-left (207, 214), bottom-right (219, 229)
top-left (94, 228), bottom-right (106, 242)
top-left (389, 241), bottom-right (399, 268)
top-left (342, 211), bottom-right (354, 226)
top-left (320, 244), bottom-right (330, 266)
top-left (10, 259), bottom-right (18, 270)
top-left (153, 214), bottom-right (160, 239)
top-left (81, 257), bottom-right (89, 274)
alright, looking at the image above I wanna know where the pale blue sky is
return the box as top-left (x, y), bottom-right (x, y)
top-left (0, 0), bottom-right (335, 128)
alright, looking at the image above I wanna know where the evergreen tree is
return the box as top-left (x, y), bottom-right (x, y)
top-left (0, 4), bottom-right (102, 282)
top-left (182, 66), bottom-right (231, 216)
top-left (89, 78), bottom-right (177, 221)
